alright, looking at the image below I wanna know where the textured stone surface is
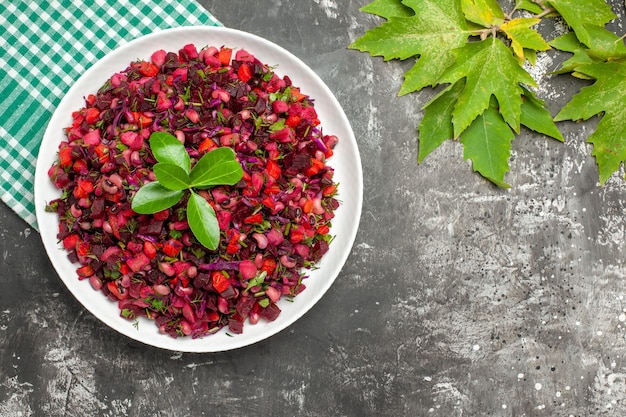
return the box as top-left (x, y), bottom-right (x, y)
top-left (3, 1), bottom-right (626, 416)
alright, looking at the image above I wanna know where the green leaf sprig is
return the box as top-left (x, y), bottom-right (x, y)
top-left (549, 1), bottom-right (626, 184)
top-left (349, 0), bottom-right (626, 187)
top-left (131, 132), bottom-right (243, 250)
top-left (349, 0), bottom-right (564, 187)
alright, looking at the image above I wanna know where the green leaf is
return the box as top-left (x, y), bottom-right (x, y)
top-left (189, 147), bottom-right (243, 188)
top-left (153, 163), bottom-right (191, 191)
top-left (436, 37), bottom-right (536, 137)
top-left (589, 112), bottom-right (626, 184)
top-left (549, 32), bottom-right (595, 75)
top-left (400, 51), bottom-right (459, 96)
top-left (549, 32), bottom-right (583, 53)
top-left (244, 271), bottom-right (268, 292)
top-left (149, 131), bottom-right (191, 174)
top-left (349, 0), bottom-right (469, 94)
top-left (460, 99), bottom-right (514, 188)
top-left (131, 181), bottom-right (183, 214)
top-left (500, 18), bottom-right (550, 61)
top-left (360, 0), bottom-right (414, 19)
top-left (515, 0), bottom-right (543, 14)
top-left (418, 80), bottom-right (465, 162)
top-left (555, 62), bottom-right (625, 123)
top-left (546, 0), bottom-right (615, 47)
top-left (349, 0), bottom-right (468, 61)
top-left (578, 26), bottom-right (626, 61)
top-left (351, 0), bottom-right (586, 186)
top-left (555, 61), bottom-right (626, 183)
top-left (461, 0), bottom-right (505, 27)
top-left (520, 87), bottom-right (564, 142)
top-left (187, 192), bottom-right (220, 250)
top-left (524, 48), bottom-right (537, 66)
top-left (551, 28), bottom-right (626, 75)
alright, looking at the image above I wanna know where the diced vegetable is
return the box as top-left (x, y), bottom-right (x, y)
top-left (46, 44), bottom-right (340, 339)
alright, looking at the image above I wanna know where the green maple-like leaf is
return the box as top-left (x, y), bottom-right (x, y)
top-left (461, 0), bottom-right (504, 27)
top-left (350, 0), bottom-right (574, 187)
top-left (546, 0), bottom-right (615, 47)
top-left (524, 48), bottom-right (538, 66)
top-left (588, 110), bottom-right (626, 184)
top-left (515, 0), bottom-right (543, 14)
top-left (420, 83), bottom-right (516, 187)
top-left (436, 37), bottom-right (536, 138)
top-left (460, 98), bottom-right (514, 188)
top-left (582, 26), bottom-right (626, 61)
top-left (551, 26), bottom-right (626, 73)
top-left (555, 61), bottom-right (626, 183)
top-left (549, 32), bottom-right (595, 76)
top-left (520, 87), bottom-right (564, 142)
top-left (349, 0), bottom-right (470, 95)
top-left (418, 80), bottom-right (465, 162)
top-left (500, 17), bottom-right (550, 61)
top-left (552, 27), bottom-right (626, 55)
top-left (419, 82), bottom-right (563, 183)
top-left (360, 0), bottom-right (414, 19)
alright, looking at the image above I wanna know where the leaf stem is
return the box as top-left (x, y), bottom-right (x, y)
top-left (508, 0), bottom-right (555, 21)
top-left (534, 7), bottom-right (556, 20)
top-left (473, 26), bottom-right (499, 41)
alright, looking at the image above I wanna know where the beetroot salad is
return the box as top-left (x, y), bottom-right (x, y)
top-left (46, 43), bottom-right (340, 338)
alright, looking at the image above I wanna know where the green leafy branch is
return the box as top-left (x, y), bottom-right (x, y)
top-left (549, 0), bottom-right (626, 184)
top-left (131, 132), bottom-right (243, 250)
top-left (349, 0), bottom-right (626, 186)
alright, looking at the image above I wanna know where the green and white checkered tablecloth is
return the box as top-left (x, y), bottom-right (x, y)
top-left (0, 0), bottom-right (221, 231)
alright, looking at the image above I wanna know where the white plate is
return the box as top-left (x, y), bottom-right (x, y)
top-left (34, 26), bottom-right (362, 352)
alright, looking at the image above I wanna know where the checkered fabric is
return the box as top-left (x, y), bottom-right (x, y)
top-left (0, 0), bottom-right (221, 231)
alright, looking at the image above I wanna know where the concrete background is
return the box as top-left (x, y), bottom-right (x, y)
top-left (2, 0), bottom-right (626, 415)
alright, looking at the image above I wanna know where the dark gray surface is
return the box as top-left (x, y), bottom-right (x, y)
top-left (3, 1), bottom-right (626, 416)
